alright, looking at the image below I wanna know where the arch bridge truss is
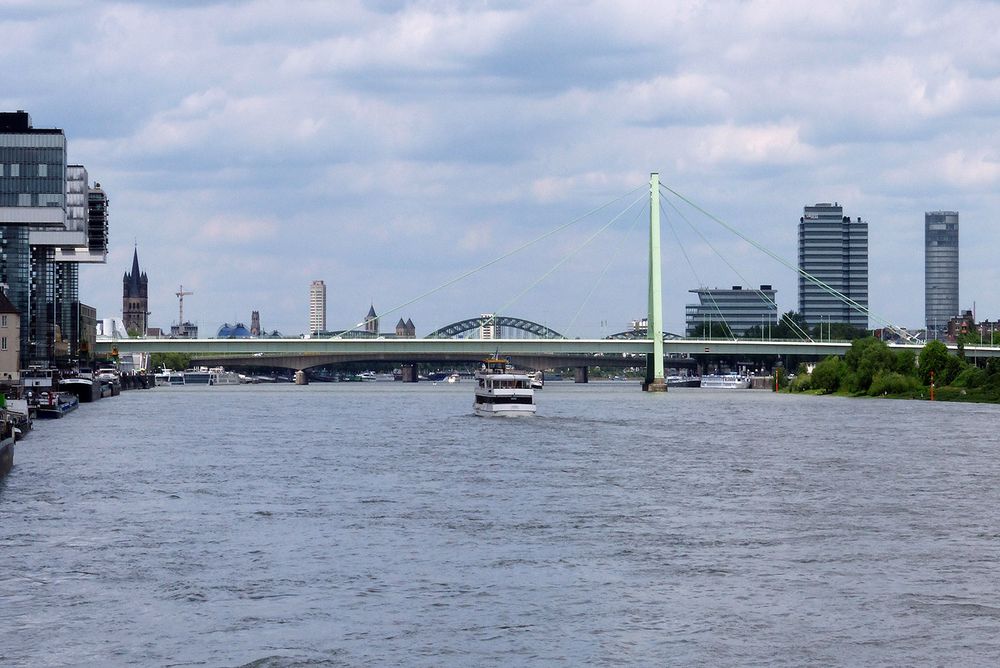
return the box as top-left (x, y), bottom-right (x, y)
top-left (425, 316), bottom-right (565, 340)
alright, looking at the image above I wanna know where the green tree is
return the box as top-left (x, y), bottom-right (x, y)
top-left (772, 311), bottom-right (808, 339)
top-left (690, 322), bottom-right (734, 339)
top-left (150, 352), bottom-right (192, 372)
top-left (918, 340), bottom-right (950, 386)
top-left (810, 356), bottom-right (845, 393)
top-left (894, 349), bottom-right (917, 376)
top-left (844, 337), bottom-right (895, 392)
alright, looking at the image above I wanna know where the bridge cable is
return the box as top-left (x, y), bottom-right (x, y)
top-left (486, 191), bottom-right (648, 336)
top-left (660, 191), bottom-right (812, 342)
top-left (333, 183), bottom-right (648, 337)
top-left (661, 194), bottom-right (738, 341)
top-left (561, 196), bottom-right (647, 338)
top-left (659, 183), bottom-right (909, 340)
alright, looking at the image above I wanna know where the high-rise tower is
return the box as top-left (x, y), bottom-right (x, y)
top-left (925, 211), bottom-right (959, 341)
top-left (1, 111), bottom-right (66, 365)
top-left (122, 247), bottom-right (148, 335)
top-left (798, 202), bottom-right (869, 329)
top-left (309, 280), bottom-right (326, 334)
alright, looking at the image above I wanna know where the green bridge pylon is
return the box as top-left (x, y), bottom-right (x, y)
top-left (644, 172), bottom-right (668, 392)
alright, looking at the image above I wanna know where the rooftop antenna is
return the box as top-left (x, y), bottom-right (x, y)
top-left (176, 285), bottom-right (193, 326)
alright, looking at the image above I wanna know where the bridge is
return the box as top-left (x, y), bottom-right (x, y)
top-left (95, 174), bottom-right (996, 385)
top-left (94, 335), bottom-right (1000, 374)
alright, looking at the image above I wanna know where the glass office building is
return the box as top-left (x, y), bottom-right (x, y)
top-left (685, 285), bottom-right (778, 337)
top-left (798, 202), bottom-right (869, 329)
top-left (0, 111), bottom-right (66, 365)
top-left (925, 211), bottom-right (959, 341)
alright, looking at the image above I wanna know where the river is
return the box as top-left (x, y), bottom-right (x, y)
top-left (3, 382), bottom-right (1000, 666)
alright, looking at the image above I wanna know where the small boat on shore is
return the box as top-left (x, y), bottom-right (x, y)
top-left (96, 368), bottom-right (122, 395)
top-left (33, 391), bottom-right (80, 419)
top-left (473, 357), bottom-right (536, 417)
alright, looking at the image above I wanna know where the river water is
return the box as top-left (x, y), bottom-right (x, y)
top-left (3, 382), bottom-right (1000, 666)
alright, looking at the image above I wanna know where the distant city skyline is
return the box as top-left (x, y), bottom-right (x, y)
top-left (4, 2), bottom-right (996, 336)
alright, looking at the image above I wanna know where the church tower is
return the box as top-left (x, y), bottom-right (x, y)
top-left (365, 304), bottom-right (379, 335)
top-left (122, 247), bottom-right (149, 335)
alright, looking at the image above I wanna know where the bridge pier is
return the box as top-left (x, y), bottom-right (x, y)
top-left (400, 363), bottom-right (418, 383)
top-left (574, 366), bottom-right (589, 383)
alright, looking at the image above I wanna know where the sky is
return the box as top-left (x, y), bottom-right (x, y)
top-left (3, 0), bottom-right (999, 338)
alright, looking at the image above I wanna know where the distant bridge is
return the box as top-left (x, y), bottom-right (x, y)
top-left (426, 316), bottom-right (564, 339)
top-left (95, 337), bottom-right (998, 373)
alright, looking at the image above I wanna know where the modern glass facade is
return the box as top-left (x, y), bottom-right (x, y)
top-left (87, 185), bottom-right (109, 258)
top-left (685, 285), bottom-right (778, 337)
top-left (0, 112), bottom-right (65, 210)
top-left (798, 203), bottom-right (869, 329)
top-left (56, 262), bottom-right (79, 358)
top-left (925, 211), bottom-right (959, 341)
top-left (0, 225), bottom-right (30, 361)
top-left (1, 112), bottom-right (68, 365)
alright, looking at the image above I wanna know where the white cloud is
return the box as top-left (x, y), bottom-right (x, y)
top-left (1, 0), bottom-right (994, 335)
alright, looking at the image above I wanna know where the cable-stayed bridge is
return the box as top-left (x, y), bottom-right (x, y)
top-left (96, 174), bottom-right (989, 383)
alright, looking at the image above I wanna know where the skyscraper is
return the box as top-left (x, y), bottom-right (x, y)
top-left (309, 280), bottom-right (326, 334)
top-left (798, 202), bottom-right (869, 329)
top-left (925, 211), bottom-right (959, 341)
top-left (1, 111), bottom-right (109, 365)
top-left (1, 110), bottom-right (66, 365)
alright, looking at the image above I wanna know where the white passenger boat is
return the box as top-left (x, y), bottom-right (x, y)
top-left (154, 369), bottom-right (186, 386)
top-left (473, 357), bottom-right (536, 417)
top-left (699, 373), bottom-right (751, 389)
top-left (209, 367), bottom-right (242, 385)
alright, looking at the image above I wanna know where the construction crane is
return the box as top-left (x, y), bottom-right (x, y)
top-left (176, 285), bottom-right (193, 329)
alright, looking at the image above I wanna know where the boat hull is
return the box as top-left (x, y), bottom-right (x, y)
top-left (0, 436), bottom-right (12, 477)
top-left (473, 402), bottom-right (537, 417)
top-left (59, 378), bottom-right (100, 403)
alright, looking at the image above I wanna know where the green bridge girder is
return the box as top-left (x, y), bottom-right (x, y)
top-left (96, 337), bottom-right (997, 360)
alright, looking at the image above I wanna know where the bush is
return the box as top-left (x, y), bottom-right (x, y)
top-left (952, 366), bottom-right (987, 389)
top-left (811, 356), bottom-right (845, 394)
top-left (789, 373), bottom-right (812, 392)
top-left (868, 371), bottom-right (922, 396)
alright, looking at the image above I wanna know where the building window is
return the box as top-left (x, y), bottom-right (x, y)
top-left (1, 337), bottom-right (7, 351)
top-left (1, 315), bottom-right (6, 327)
top-left (38, 163), bottom-right (48, 177)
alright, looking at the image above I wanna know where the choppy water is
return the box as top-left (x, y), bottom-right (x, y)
top-left (3, 382), bottom-right (1000, 666)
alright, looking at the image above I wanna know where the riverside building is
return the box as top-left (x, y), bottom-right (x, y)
top-left (925, 211), bottom-right (959, 341)
top-left (798, 202), bottom-right (868, 329)
top-left (0, 111), bottom-right (108, 366)
top-left (685, 285), bottom-right (777, 337)
top-left (309, 280), bottom-right (326, 335)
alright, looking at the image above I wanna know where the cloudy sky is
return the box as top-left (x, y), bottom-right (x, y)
top-left (3, 0), bottom-right (999, 337)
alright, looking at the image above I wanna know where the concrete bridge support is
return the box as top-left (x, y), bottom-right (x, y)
top-left (400, 364), bottom-right (418, 383)
top-left (574, 366), bottom-right (589, 383)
